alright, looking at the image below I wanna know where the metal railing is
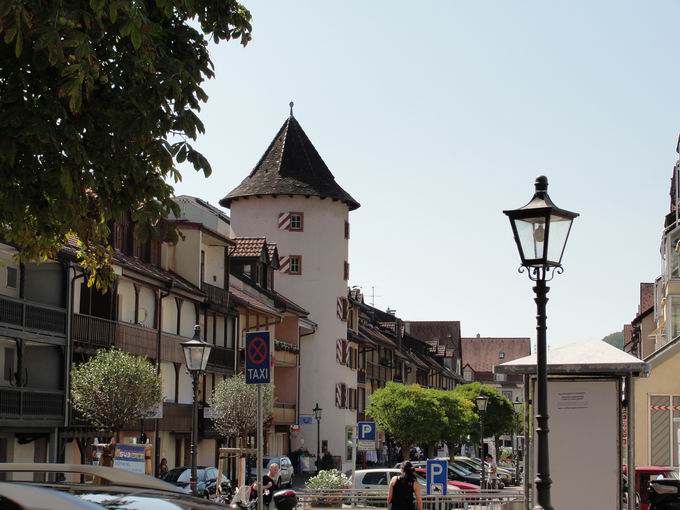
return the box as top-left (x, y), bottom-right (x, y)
top-left (208, 345), bottom-right (236, 371)
top-left (296, 489), bottom-right (525, 509)
top-left (0, 295), bottom-right (66, 336)
top-left (202, 281), bottom-right (229, 306)
top-left (0, 387), bottom-right (64, 420)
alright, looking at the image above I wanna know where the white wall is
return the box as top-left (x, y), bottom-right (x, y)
top-left (0, 246), bottom-right (19, 299)
top-left (203, 243), bottom-right (225, 288)
top-left (161, 362), bottom-right (176, 402)
top-left (231, 196), bottom-right (354, 468)
top-left (161, 296), bottom-right (177, 334)
top-left (117, 280), bottom-right (136, 323)
top-left (138, 286), bottom-right (156, 328)
top-left (179, 300), bottom-right (198, 338)
top-left (172, 229), bottom-right (201, 286)
top-left (12, 440), bottom-right (34, 480)
top-left (177, 368), bottom-right (193, 404)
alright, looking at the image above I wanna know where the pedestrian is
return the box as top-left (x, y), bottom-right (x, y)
top-left (251, 463), bottom-right (280, 509)
top-left (485, 454), bottom-right (498, 490)
top-left (387, 461), bottom-right (422, 510)
top-left (158, 458), bottom-right (168, 479)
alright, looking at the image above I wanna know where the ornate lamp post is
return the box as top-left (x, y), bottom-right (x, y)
top-left (475, 395), bottom-right (489, 489)
top-left (181, 325), bottom-right (212, 496)
top-left (504, 176), bottom-right (578, 510)
top-left (513, 397), bottom-right (523, 486)
top-left (313, 403), bottom-right (323, 474)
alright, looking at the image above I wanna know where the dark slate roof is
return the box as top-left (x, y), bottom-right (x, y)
top-left (220, 115), bottom-right (360, 211)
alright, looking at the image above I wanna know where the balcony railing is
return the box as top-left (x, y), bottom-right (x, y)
top-left (202, 282), bottom-right (229, 306)
top-left (367, 361), bottom-right (391, 382)
top-left (207, 345), bottom-right (235, 372)
top-left (273, 402), bottom-right (296, 423)
top-left (0, 295), bottom-right (66, 336)
top-left (0, 387), bottom-right (64, 420)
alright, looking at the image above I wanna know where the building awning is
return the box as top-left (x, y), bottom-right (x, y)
top-left (229, 286), bottom-right (281, 318)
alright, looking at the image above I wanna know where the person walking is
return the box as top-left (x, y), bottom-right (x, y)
top-left (387, 461), bottom-right (422, 510)
top-left (157, 458), bottom-right (168, 479)
top-left (251, 463), bottom-right (280, 509)
top-left (485, 454), bottom-right (498, 490)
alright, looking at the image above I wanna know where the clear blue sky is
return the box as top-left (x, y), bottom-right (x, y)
top-left (173, 1), bottom-right (680, 348)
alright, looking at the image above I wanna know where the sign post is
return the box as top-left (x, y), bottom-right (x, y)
top-left (426, 459), bottom-right (448, 496)
top-left (246, 331), bottom-right (271, 510)
top-left (357, 421), bottom-right (376, 451)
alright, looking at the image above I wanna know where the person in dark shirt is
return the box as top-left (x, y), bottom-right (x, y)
top-left (251, 463), bottom-right (280, 508)
top-left (388, 461), bottom-right (422, 510)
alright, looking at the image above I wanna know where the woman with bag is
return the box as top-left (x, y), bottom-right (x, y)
top-left (387, 461), bottom-right (423, 510)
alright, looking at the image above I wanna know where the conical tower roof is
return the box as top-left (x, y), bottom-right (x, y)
top-left (220, 115), bottom-right (360, 211)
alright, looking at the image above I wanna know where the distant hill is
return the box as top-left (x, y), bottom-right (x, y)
top-left (602, 331), bottom-right (624, 350)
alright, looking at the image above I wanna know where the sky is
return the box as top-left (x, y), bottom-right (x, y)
top-left (172, 1), bottom-right (680, 349)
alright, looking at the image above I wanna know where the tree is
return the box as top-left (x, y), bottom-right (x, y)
top-left (0, 0), bottom-right (252, 290)
top-left (209, 373), bottom-right (273, 444)
top-left (70, 348), bottom-right (162, 440)
top-left (367, 382), bottom-right (446, 459)
top-left (453, 382), bottom-right (515, 445)
top-left (602, 331), bottom-right (624, 350)
top-left (433, 389), bottom-right (477, 446)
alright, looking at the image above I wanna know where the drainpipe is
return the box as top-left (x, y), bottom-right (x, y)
top-left (154, 280), bottom-right (174, 476)
top-left (64, 263), bottom-right (85, 430)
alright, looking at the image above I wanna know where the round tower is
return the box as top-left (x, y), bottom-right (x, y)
top-left (221, 110), bottom-right (360, 470)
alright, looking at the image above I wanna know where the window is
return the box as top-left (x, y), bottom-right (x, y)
top-left (649, 395), bottom-right (680, 466)
top-left (243, 264), bottom-right (252, 277)
top-left (114, 223), bottom-right (126, 251)
top-left (502, 391), bottom-right (513, 400)
top-left (499, 351), bottom-right (506, 359)
top-left (6, 267), bottom-right (17, 289)
top-left (672, 297), bottom-right (680, 340)
top-left (290, 213), bottom-right (304, 231)
top-left (361, 472), bottom-right (388, 485)
top-left (344, 261), bottom-right (349, 281)
top-left (463, 367), bottom-right (473, 382)
top-left (336, 383), bottom-right (347, 408)
top-left (344, 221), bottom-right (350, 240)
top-left (289, 256), bottom-right (301, 275)
top-left (494, 372), bottom-right (507, 382)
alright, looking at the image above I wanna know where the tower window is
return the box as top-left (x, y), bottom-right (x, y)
top-left (289, 256), bottom-right (302, 275)
top-left (499, 351), bottom-right (506, 359)
top-left (290, 213), bottom-right (304, 231)
top-left (6, 267), bottom-right (17, 289)
top-left (344, 261), bottom-right (349, 281)
top-left (344, 221), bottom-right (350, 239)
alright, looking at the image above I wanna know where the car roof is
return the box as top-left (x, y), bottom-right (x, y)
top-left (356, 469), bottom-right (400, 473)
top-left (637, 466), bottom-right (674, 472)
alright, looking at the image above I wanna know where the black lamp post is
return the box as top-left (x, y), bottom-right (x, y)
top-left (504, 176), bottom-right (578, 510)
top-left (181, 325), bottom-right (212, 496)
top-left (513, 397), bottom-right (523, 486)
top-left (313, 403), bottom-right (323, 474)
top-left (475, 395), bottom-right (489, 489)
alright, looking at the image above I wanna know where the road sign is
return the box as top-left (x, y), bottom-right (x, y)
top-left (426, 459), bottom-right (448, 496)
top-left (357, 421), bottom-right (376, 441)
top-left (300, 415), bottom-right (314, 425)
top-left (245, 331), bottom-right (271, 384)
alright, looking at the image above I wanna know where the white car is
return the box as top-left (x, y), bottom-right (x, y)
top-left (352, 468), bottom-right (460, 493)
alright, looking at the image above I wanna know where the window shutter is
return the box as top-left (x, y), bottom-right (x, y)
top-left (336, 339), bottom-right (343, 364)
top-left (278, 213), bottom-right (291, 230)
top-left (336, 297), bottom-right (348, 321)
top-left (335, 383), bottom-right (342, 408)
top-left (279, 256), bottom-right (290, 273)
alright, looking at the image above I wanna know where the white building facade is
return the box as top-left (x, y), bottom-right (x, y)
top-left (222, 113), bottom-right (360, 470)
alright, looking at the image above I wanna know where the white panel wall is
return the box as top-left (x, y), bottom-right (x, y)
top-left (138, 286), bottom-right (156, 328)
top-left (179, 301), bottom-right (197, 338)
top-left (177, 368), bottom-right (193, 404)
top-left (117, 280), bottom-right (136, 323)
top-left (160, 362), bottom-right (176, 402)
top-left (161, 296), bottom-right (177, 334)
top-left (172, 229), bottom-right (201, 286)
top-left (203, 244), bottom-right (225, 288)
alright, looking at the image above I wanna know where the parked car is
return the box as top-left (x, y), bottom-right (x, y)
top-left (413, 467), bottom-right (479, 492)
top-left (395, 460), bottom-right (481, 486)
top-left (353, 468), bottom-right (461, 493)
top-left (248, 455), bottom-right (295, 487)
top-left (0, 462), bottom-right (232, 509)
top-left (162, 466), bottom-right (232, 499)
top-left (454, 456), bottom-right (510, 488)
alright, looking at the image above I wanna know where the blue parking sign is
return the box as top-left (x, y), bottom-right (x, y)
top-left (357, 421), bottom-right (376, 441)
top-left (426, 459), bottom-right (448, 495)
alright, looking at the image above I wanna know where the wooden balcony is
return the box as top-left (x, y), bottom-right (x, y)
top-left (202, 282), bottom-right (229, 308)
top-left (367, 362), bottom-right (391, 382)
top-left (272, 402), bottom-right (296, 424)
top-left (273, 348), bottom-right (297, 367)
top-left (0, 387), bottom-right (64, 423)
top-left (0, 295), bottom-right (66, 337)
top-left (73, 313), bottom-right (157, 358)
top-left (207, 345), bottom-right (236, 373)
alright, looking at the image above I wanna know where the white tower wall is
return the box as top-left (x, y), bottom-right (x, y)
top-left (230, 195), bottom-right (355, 469)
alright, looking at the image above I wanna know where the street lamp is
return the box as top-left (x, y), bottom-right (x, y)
top-left (513, 397), bottom-right (523, 486)
top-left (313, 403), bottom-right (323, 474)
top-left (181, 325), bottom-right (212, 496)
top-left (475, 395), bottom-right (489, 489)
top-left (504, 176), bottom-right (578, 510)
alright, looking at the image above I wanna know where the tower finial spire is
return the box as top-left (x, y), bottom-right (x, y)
top-left (289, 101), bottom-right (294, 117)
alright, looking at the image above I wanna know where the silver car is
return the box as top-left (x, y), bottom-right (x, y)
top-left (249, 456), bottom-right (295, 487)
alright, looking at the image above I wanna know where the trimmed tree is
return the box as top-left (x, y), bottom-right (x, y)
top-left (433, 389), bottom-right (477, 447)
top-left (453, 382), bottom-right (515, 447)
top-left (0, 0), bottom-right (252, 290)
top-left (209, 373), bottom-right (273, 445)
top-left (70, 348), bottom-right (162, 440)
top-left (367, 382), bottom-right (446, 460)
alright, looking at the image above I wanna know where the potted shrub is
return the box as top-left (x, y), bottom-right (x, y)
top-left (305, 469), bottom-right (350, 507)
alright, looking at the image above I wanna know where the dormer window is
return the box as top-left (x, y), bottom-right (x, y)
top-left (243, 264), bottom-right (252, 277)
top-left (499, 351), bottom-right (506, 359)
top-left (290, 213), bottom-right (303, 231)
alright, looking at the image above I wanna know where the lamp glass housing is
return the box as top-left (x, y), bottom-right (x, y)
top-left (475, 395), bottom-right (489, 412)
top-left (181, 326), bottom-right (212, 372)
top-left (313, 403), bottom-right (322, 421)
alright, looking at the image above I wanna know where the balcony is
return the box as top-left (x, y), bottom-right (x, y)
top-left (272, 402), bottom-right (296, 424)
top-left (207, 345), bottom-right (236, 373)
top-left (0, 387), bottom-right (64, 422)
top-left (73, 314), bottom-right (156, 358)
top-left (202, 282), bottom-right (229, 308)
top-left (0, 295), bottom-right (66, 337)
top-left (273, 348), bottom-right (297, 367)
top-left (357, 370), bottom-right (366, 384)
top-left (367, 361), bottom-right (391, 382)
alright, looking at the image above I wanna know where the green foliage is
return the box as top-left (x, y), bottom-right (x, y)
top-left (70, 348), bottom-right (162, 434)
top-left (367, 382), bottom-right (447, 455)
top-left (452, 383), bottom-right (515, 441)
top-left (433, 389), bottom-right (477, 445)
top-left (305, 470), bottom-right (351, 490)
top-left (209, 373), bottom-right (273, 441)
top-left (0, 0), bottom-right (252, 290)
top-left (602, 330), bottom-right (624, 350)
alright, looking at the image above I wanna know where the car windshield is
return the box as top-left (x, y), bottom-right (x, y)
top-left (164, 468), bottom-right (206, 483)
top-left (450, 464), bottom-right (472, 476)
